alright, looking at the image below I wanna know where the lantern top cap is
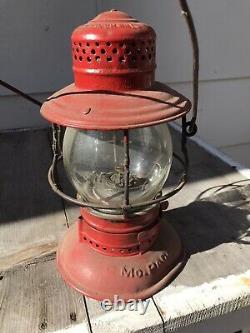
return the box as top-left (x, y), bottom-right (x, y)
top-left (71, 10), bottom-right (156, 91)
top-left (74, 9), bottom-right (154, 34)
top-left (41, 10), bottom-right (191, 130)
top-left (91, 9), bottom-right (138, 22)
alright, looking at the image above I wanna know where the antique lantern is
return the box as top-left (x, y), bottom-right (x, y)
top-left (40, 10), bottom-right (195, 301)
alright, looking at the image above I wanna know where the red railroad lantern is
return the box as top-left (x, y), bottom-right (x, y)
top-left (41, 10), bottom-right (193, 301)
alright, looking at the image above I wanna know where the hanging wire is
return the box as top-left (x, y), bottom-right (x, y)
top-left (179, 0), bottom-right (199, 137)
top-left (0, 80), bottom-right (42, 107)
top-left (123, 129), bottom-right (130, 216)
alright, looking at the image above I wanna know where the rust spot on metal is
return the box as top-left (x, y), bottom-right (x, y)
top-left (83, 108), bottom-right (92, 115)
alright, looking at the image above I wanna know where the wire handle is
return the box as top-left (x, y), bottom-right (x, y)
top-left (179, 0), bottom-right (199, 137)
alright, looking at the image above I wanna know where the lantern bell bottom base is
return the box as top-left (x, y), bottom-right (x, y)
top-left (57, 217), bottom-right (186, 301)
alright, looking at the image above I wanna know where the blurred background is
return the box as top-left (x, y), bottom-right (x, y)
top-left (0, 0), bottom-right (249, 166)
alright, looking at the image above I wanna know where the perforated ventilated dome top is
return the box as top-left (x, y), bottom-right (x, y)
top-left (41, 10), bottom-right (191, 130)
top-left (71, 9), bottom-right (156, 90)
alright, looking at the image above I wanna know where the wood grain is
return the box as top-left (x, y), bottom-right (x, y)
top-left (0, 130), bottom-right (66, 270)
top-left (0, 259), bottom-right (87, 333)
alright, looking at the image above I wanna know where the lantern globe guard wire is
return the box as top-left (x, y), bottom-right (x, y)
top-left (0, 0), bottom-right (199, 217)
top-left (47, 123), bottom-right (188, 216)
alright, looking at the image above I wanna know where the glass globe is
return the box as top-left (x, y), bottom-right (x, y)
top-left (63, 124), bottom-right (172, 208)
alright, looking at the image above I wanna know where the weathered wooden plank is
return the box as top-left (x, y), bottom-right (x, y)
top-left (153, 271), bottom-right (250, 333)
top-left (0, 129), bottom-right (66, 270)
top-left (168, 129), bottom-right (246, 210)
top-left (153, 183), bottom-right (250, 331)
top-left (0, 258), bottom-right (87, 333)
top-left (84, 297), bottom-right (163, 333)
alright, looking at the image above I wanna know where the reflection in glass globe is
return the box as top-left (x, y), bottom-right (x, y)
top-left (63, 124), bottom-right (172, 208)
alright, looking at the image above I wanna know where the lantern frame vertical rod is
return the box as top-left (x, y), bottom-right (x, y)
top-left (123, 129), bottom-right (130, 211)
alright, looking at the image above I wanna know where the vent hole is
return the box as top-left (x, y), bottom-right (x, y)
top-left (101, 49), bottom-right (105, 54)
top-left (102, 247), bottom-right (107, 250)
top-left (79, 42), bottom-right (82, 47)
top-left (86, 42), bottom-right (90, 47)
top-left (106, 41), bottom-right (111, 47)
top-left (87, 56), bottom-right (91, 62)
top-left (95, 56), bottom-right (100, 62)
top-left (107, 56), bottom-right (112, 62)
top-left (91, 49), bottom-right (96, 54)
top-left (124, 48), bottom-right (131, 55)
top-left (112, 48), bottom-right (118, 54)
top-left (119, 42), bottom-right (125, 48)
top-left (89, 240), bottom-right (93, 244)
top-left (145, 47), bottom-right (149, 53)
top-left (74, 55), bottom-right (77, 60)
top-left (96, 244), bottom-right (99, 248)
top-left (82, 49), bottom-right (86, 54)
top-left (148, 54), bottom-right (152, 60)
top-left (79, 56), bottom-right (83, 61)
top-left (83, 236), bottom-right (87, 240)
top-left (74, 41), bottom-right (77, 45)
top-left (137, 48), bottom-right (141, 53)
top-left (76, 48), bottom-right (79, 53)
top-left (119, 56), bottom-right (125, 63)
top-left (95, 42), bottom-right (100, 46)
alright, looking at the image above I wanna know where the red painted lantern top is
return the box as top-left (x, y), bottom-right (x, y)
top-left (41, 10), bottom-right (191, 130)
top-left (71, 9), bottom-right (156, 90)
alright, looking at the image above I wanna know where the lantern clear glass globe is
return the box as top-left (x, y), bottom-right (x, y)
top-left (63, 124), bottom-right (172, 208)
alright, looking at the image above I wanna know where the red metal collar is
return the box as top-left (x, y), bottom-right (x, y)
top-left (41, 82), bottom-right (191, 130)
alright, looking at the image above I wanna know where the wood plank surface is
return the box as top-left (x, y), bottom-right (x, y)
top-left (152, 182), bottom-right (250, 331)
top-left (0, 258), bottom-right (87, 333)
top-left (0, 129), bottom-right (67, 271)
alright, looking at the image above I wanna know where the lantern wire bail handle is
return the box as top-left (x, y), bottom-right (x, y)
top-left (179, 0), bottom-right (199, 138)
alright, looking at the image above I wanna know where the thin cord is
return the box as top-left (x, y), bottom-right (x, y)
top-left (82, 296), bottom-right (94, 333)
top-left (0, 79), bottom-right (42, 107)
